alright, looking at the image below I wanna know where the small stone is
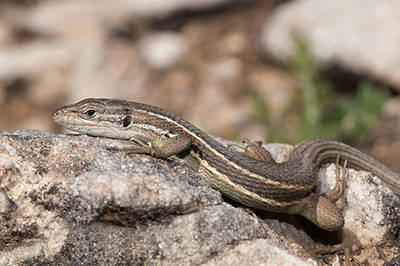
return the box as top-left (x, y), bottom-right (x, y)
top-left (0, 189), bottom-right (13, 214)
top-left (138, 32), bottom-right (188, 69)
top-left (208, 57), bottom-right (242, 81)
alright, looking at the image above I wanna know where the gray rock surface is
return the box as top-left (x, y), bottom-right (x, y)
top-left (261, 0), bottom-right (400, 90)
top-left (0, 130), bottom-right (399, 264)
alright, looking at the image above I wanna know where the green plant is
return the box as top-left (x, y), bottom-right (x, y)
top-left (249, 40), bottom-right (389, 146)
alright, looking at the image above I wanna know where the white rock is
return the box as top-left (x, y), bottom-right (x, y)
top-left (261, 0), bottom-right (400, 90)
top-left (138, 32), bottom-right (188, 69)
top-left (319, 164), bottom-right (400, 247)
top-left (263, 142), bottom-right (400, 246)
top-left (126, 0), bottom-right (236, 17)
top-left (20, 0), bottom-right (238, 35)
top-left (208, 57), bottom-right (242, 81)
top-left (0, 41), bottom-right (75, 79)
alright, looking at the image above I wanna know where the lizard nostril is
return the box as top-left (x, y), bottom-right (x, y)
top-left (53, 109), bottom-right (67, 124)
top-left (53, 110), bottom-right (60, 120)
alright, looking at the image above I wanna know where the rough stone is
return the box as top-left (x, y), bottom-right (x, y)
top-left (0, 130), bottom-right (399, 264)
top-left (320, 165), bottom-right (400, 247)
top-left (203, 239), bottom-right (313, 266)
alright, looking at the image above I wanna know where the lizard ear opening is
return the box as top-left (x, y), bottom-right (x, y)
top-left (122, 116), bottom-right (132, 127)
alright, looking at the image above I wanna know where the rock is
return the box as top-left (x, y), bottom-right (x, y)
top-left (0, 22), bottom-right (12, 46)
top-left (263, 142), bottom-right (400, 247)
top-left (0, 41), bottom-right (75, 80)
top-left (207, 57), bottom-right (242, 81)
top-left (0, 0), bottom-right (247, 106)
top-left (0, 188), bottom-right (15, 216)
top-left (0, 130), bottom-right (399, 264)
top-left (261, 0), bottom-right (400, 90)
top-left (320, 165), bottom-right (400, 247)
top-left (16, 0), bottom-right (243, 35)
top-left (138, 32), bottom-right (188, 69)
top-left (203, 239), bottom-right (312, 266)
top-left (126, 0), bottom-right (241, 18)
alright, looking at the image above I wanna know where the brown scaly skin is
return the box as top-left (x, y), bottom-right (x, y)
top-left (53, 98), bottom-right (400, 231)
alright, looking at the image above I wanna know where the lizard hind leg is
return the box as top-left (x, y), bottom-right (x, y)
top-left (228, 138), bottom-right (276, 163)
top-left (296, 155), bottom-right (349, 231)
top-left (295, 192), bottom-right (345, 231)
top-left (324, 155), bottom-right (348, 203)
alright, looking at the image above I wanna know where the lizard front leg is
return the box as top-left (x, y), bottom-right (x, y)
top-left (124, 134), bottom-right (192, 158)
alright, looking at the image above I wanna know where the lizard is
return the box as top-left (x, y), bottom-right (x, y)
top-left (53, 98), bottom-right (400, 231)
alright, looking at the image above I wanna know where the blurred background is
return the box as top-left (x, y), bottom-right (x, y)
top-left (1, 0), bottom-right (400, 170)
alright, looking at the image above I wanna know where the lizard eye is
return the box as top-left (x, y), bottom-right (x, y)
top-left (85, 109), bottom-right (96, 117)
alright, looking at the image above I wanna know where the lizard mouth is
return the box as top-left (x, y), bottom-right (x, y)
top-left (53, 108), bottom-right (96, 133)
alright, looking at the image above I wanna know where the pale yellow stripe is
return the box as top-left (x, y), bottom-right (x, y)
top-left (135, 109), bottom-right (314, 191)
